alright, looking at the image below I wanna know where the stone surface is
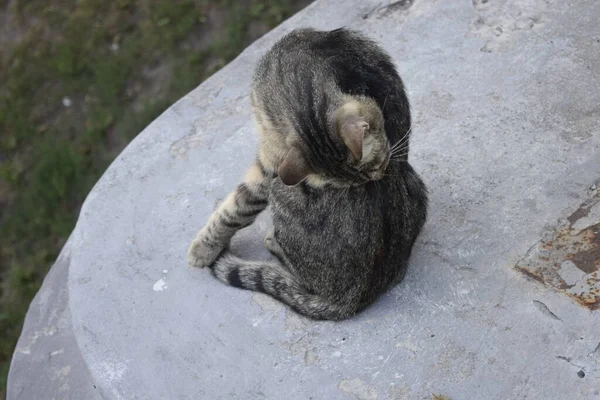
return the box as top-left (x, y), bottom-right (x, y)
top-left (9, 0), bottom-right (600, 399)
top-left (516, 191), bottom-right (600, 310)
top-left (8, 240), bottom-right (103, 400)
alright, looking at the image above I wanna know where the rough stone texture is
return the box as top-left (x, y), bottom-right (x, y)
top-left (8, 240), bottom-right (103, 400)
top-left (516, 191), bottom-right (600, 310)
top-left (9, 0), bottom-right (600, 399)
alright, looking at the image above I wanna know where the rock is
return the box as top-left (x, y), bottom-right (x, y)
top-left (9, 0), bottom-right (600, 399)
top-left (8, 244), bottom-right (102, 400)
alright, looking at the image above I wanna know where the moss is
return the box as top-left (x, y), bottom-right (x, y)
top-left (0, 0), bottom-right (312, 396)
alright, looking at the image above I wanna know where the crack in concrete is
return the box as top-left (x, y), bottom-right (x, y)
top-left (532, 300), bottom-right (562, 321)
top-left (556, 355), bottom-right (585, 371)
top-left (589, 342), bottom-right (600, 363)
top-left (362, 3), bottom-right (382, 19)
top-left (363, 0), bottom-right (414, 20)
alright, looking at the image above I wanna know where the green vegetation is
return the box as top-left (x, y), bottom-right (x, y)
top-left (0, 0), bottom-right (310, 395)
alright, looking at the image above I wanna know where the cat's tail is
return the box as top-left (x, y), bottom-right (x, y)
top-left (210, 253), bottom-right (362, 321)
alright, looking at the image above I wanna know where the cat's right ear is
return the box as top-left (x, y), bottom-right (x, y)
top-left (337, 109), bottom-right (368, 161)
top-left (339, 119), bottom-right (367, 161)
top-left (278, 146), bottom-right (313, 186)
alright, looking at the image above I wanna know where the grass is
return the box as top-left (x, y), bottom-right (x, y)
top-left (0, 0), bottom-right (311, 396)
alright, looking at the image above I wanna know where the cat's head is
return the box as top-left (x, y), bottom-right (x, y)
top-left (278, 97), bottom-right (391, 187)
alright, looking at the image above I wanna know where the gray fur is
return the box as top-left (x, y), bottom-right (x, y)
top-left (189, 28), bottom-right (428, 321)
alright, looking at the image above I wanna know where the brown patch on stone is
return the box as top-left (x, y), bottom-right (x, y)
top-left (515, 190), bottom-right (600, 310)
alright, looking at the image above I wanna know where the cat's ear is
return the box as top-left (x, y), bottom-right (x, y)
top-left (278, 146), bottom-right (313, 186)
top-left (339, 116), bottom-right (368, 161)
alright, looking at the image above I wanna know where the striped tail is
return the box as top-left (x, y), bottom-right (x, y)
top-left (211, 253), bottom-right (362, 321)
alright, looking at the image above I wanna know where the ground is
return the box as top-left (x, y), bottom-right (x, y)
top-left (0, 0), bottom-right (312, 395)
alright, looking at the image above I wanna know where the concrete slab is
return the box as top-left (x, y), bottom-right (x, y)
top-left (516, 192), bottom-right (600, 310)
top-left (9, 0), bottom-right (600, 399)
top-left (8, 239), bottom-right (103, 400)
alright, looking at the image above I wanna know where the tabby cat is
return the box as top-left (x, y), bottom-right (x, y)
top-left (188, 28), bottom-right (428, 320)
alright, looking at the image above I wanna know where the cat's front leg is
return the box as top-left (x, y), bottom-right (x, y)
top-left (188, 160), bottom-right (273, 268)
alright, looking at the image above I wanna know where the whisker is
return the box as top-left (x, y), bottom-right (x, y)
top-left (390, 153), bottom-right (409, 160)
top-left (394, 125), bottom-right (412, 146)
top-left (391, 148), bottom-right (409, 157)
top-left (392, 142), bottom-right (409, 151)
top-left (390, 140), bottom-right (403, 152)
top-left (390, 125), bottom-right (413, 152)
top-left (391, 145), bottom-right (409, 156)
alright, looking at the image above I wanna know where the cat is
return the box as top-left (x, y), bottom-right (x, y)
top-left (188, 28), bottom-right (428, 320)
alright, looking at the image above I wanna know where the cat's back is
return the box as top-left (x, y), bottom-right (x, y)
top-left (252, 28), bottom-right (389, 85)
top-left (270, 163), bottom-right (427, 296)
top-left (273, 160), bottom-right (426, 258)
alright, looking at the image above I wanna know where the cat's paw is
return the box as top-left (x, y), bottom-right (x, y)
top-left (187, 234), bottom-right (225, 269)
top-left (264, 231), bottom-right (276, 250)
top-left (265, 231), bottom-right (285, 259)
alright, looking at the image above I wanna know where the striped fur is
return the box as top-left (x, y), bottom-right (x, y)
top-left (188, 28), bottom-right (428, 320)
top-left (211, 254), bottom-right (363, 321)
top-left (188, 159), bottom-right (273, 268)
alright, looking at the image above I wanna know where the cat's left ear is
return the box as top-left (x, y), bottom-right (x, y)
top-left (278, 146), bottom-right (313, 186)
top-left (338, 115), bottom-right (368, 161)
